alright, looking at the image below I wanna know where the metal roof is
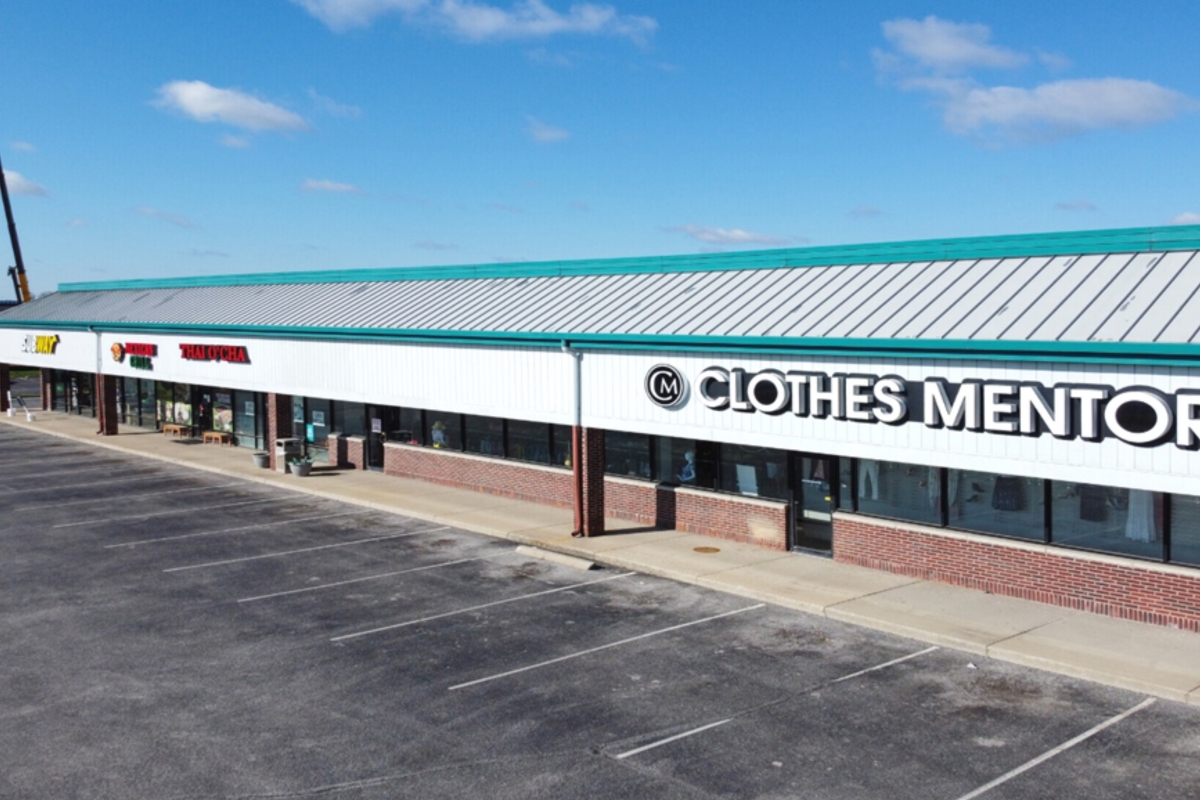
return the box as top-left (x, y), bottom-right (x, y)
top-left (5, 225), bottom-right (1200, 361)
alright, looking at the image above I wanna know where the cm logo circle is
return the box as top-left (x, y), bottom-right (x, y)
top-left (645, 364), bottom-right (688, 408)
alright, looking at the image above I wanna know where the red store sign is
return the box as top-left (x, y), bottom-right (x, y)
top-left (179, 343), bottom-right (250, 363)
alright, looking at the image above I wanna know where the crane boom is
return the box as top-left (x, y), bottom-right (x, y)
top-left (0, 150), bottom-right (32, 304)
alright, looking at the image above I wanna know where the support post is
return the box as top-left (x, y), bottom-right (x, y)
top-left (579, 427), bottom-right (606, 537)
top-left (266, 393), bottom-right (293, 470)
top-left (96, 374), bottom-right (119, 435)
top-left (0, 363), bottom-right (9, 413)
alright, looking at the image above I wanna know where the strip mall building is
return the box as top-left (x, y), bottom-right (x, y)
top-left (3, 225), bottom-right (1200, 630)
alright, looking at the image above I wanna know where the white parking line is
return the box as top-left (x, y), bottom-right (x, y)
top-left (954, 697), bottom-right (1156, 800)
top-left (3, 463), bottom-right (131, 480)
top-left (448, 604), bottom-right (765, 691)
top-left (104, 510), bottom-right (373, 548)
top-left (330, 571), bottom-right (636, 640)
top-left (612, 645), bottom-right (940, 760)
top-left (53, 497), bottom-right (277, 528)
top-left (15, 472), bottom-right (181, 493)
top-left (163, 527), bottom-right (449, 572)
top-left (14, 481), bottom-right (242, 511)
top-left (241, 555), bottom-right (500, 603)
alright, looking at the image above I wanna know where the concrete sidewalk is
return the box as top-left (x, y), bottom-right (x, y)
top-left (6, 410), bottom-right (1200, 705)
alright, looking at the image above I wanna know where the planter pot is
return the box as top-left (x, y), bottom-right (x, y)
top-left (252, 452), bottom-right (271, 469)
top-left (291, 461), bottom-right (313, 477)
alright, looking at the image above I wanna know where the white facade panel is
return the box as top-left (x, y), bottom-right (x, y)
top-left (94, 333), bottom-right (574, 424)
top-left (0, 328), bottom-right (99, 373)
top-left (581, 349), bottom-right (1200, 495)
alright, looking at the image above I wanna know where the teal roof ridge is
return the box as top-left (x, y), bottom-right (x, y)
top-left (56, 223), bottom-right (1200, 293)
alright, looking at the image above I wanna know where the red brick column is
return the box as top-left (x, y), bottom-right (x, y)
top-left (0, 364), bottom-right (9, 413)
top-left (95, 374), bottom-right (119, 435)
top-left (579, 426), bottom-right (606, 537)
top-left (40, 370), bottom-right (52, 411)
top-left (266, 393), bottom-right (293, 470)
top-left (326, 432), bottom-right (344, 468)
top-left (346, 436), bottom-right (367, 470)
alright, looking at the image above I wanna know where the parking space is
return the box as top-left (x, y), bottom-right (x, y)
top-left (1, 425), bottom-right (1198, 799)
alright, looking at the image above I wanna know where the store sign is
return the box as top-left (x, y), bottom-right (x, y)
top-left (111, 342), bottom-right (157, 370)
top-left (647, 365), bottom-right (1200, 449)
top-left (20, 334), bottom-right (59, 355)
top-left (179, 343), bottom-right (250, 363)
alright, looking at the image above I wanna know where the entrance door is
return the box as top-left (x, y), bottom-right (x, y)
top-left (366, 406), bottom-right (401, 470)
top-left (791, 454), bottom-right (836, 552)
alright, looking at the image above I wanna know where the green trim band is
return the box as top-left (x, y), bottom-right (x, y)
top-left (3, 318), bottom-right (1199, 367)
top-left (56, 223), bottom-right (1200, 292)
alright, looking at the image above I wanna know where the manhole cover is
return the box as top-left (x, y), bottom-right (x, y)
top-left (693, 546), bottom-right (721, 554)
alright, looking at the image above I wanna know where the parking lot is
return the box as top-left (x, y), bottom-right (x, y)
top-left (1, 424), bottom-right (1198, 799)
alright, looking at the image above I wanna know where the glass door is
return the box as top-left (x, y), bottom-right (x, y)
top-left (792, 454), bottom-right (837, 552)
top-left (365, 405), bottom-right (401, 470)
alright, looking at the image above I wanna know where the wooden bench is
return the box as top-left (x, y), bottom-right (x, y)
top-left (202, 431), bottom-right (232, 446)
top-left (162, 423), bottom-right (188, 438)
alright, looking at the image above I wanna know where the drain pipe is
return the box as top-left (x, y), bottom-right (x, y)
top-left (562, 341), bottom-right (584, 537)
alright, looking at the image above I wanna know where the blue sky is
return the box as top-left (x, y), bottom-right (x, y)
top-left (3, 1), bottom-right (1200, 292)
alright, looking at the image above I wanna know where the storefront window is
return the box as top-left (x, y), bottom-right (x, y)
top-left (551, 425), bottom-right (572, 468)
top-left (1170, 495), bottom-right (1200, 567)
top-left (212, 391), bottom-right (234, 433)
top-left (428, 411), bottom-right (461, 450)
top-left (653, 436), bottom-right (696, 486)
top-left (855, 460), bottom-right (943, 525)
top-left (398, 408), bottom-right (423, 444)
top-left (173, 383), bottom-right (192, 426)
top-left (52, 371), bottom-right (66, 411)
top-left (139, 380), bottom-right (155, 427)
top-left (1051, 482), bottom-right (1164, 560)
top-left (508, 420), bottom-right (551, 464)
top-left (464, 415), bottom-right (505, 457)
top-left (948, 471), bottom-right (1044, 541)
top-left (232, 390), bottom-right (259, 449)
top-left (121, 377), bottom-right (138, 425)
top-left (333, 401), bottom-right (367, 438)
top-left (605, 431), bottom-right (651, 479)
top-left (718, 444), bottom-right (788, 499)
top-left (76, 374), bottom-right (94, 415)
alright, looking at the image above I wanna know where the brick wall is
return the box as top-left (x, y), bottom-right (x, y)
top-left (834, 513), bottom-right (1200, 632)
top-left (344, 436), bottom-right (366, 470)
top-left (605, 477), bottom-right (789, 550)
top-left (95, 374), bottom-right (119, 435)
top-left (382, 443), bottom-right (574, 507)
top-left (40, 370), bottom-right (52, 411)
top-left (265, 393), bottom-right (292, 471)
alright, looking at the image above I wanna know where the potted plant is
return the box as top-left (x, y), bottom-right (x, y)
top-left (252, 452), bottom-right (271, 469)
top-left (289, 455), bottom-right (313, 477)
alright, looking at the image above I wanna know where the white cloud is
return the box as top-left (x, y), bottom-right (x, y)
top-left (154, 81), bottom-right (309, 132)
top-left (3, 170), bottom-right (48, 196)
top-left (11, 141), bottom-right (36, 153)
top-left (308, 88), bottom-right (362, 118)
top-left (526, 115), bottom-right (569, 142)
top-left (1170, 212), bottom-right (1200, 225)
top-left (667, 225), bottom-right (789, 246)
top-left (302, 178), bottom-right (362, 193)
top-left (875, 17), bottom-right (1196, 144)
top-left (414, 240), bottom-right (458, 250)
top-left (134, 206), bottom-right (196, 228)
top-left (1056, 199), bottom-right (1097, 212)
top-left (292, 0), bottom-right (656, 43)
top-left (220, 134), bottom-right (252, 148)
top-left (66, 219), bottom-right (85, 228)
top-left (943, 78), bottom-right (1192, 140)
top-left (879, 16), bottom-right (1025, 73)
top-left (849, 205), bottom-right (884, 217)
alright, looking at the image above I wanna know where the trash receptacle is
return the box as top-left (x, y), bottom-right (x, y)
top-left (275, 437), bottom-right (301, 473)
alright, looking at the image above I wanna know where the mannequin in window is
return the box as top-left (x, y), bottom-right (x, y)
top-left (858, 459), bottom-right (880, 500)
top-left (1125, 489), bottom-right (1157, 542)
top-left (431, 420), bottom-right (448, 448)
top-left (677, 451), bottom-right (696, 484)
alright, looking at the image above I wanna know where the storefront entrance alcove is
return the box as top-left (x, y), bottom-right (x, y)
top-left (790, 454), bottom-right (838, 553)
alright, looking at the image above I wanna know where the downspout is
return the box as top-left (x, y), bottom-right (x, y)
top-left (562, 341), bottom-right (584, 537)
